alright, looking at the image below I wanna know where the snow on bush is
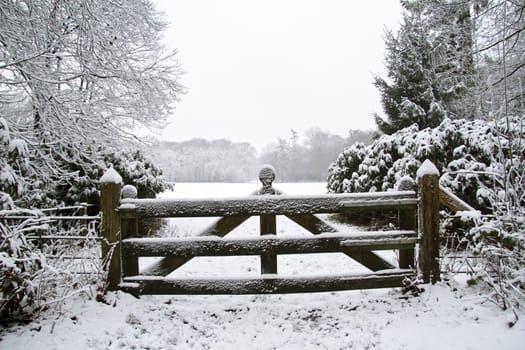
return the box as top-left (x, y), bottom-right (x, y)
top-left (104, 150), bottom-right (171, 199)
top-left (328, 117), bottom-right (522, 213)
top-left (328, 116), bottom-right (525, 320)
top-left (1, 117), bottom-right (169, 210)
top-left (30, 148), bottom-right (171, 213)
top-left (0, 118), bottom-right (32, 203)
top-left (8, 139), bottom-right (28, 157)
top-left (0, 117), bottom-right (66, 208)
top-left (0, 193), bottom-right (44, 319)
top-left (0, 191), bottom-right (105, 320)
top-left (454, 211), bottom-right (525, 324)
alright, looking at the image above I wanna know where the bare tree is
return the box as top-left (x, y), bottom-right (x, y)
top-left (0, 0), bottom-right (184, 204)
top-left (472, 0), bottom-right (524, 118)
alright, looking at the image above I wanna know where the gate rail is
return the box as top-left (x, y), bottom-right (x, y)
top-left (100, 160), bottom-right (442, 295)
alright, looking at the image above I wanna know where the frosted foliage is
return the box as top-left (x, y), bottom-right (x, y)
top-left (400, 98), bottom-right (426, 119)
top-left (0, 118), bottom-right (9, 143)
top-left (327, 117), bottom-right (524, 213)
top-left (106, 150), bottom-right (170, 199)
top-left (0, 118), bottom-right (33, 203)
top-left (8, 139), bottom-right (28, 157)
top-left (0, 0), bottom-right (183, 146)
top-left (0, 203), bottom-right (44, 317)
top-left (0, 1), bottom-right (181, 207)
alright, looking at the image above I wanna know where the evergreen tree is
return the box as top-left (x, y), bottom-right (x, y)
top-left (422, 0), bottom-right (477, 119)
top-left (374, 2), bottom-right (445, 134)
top-left (374, 0), bottom-right (477, 134)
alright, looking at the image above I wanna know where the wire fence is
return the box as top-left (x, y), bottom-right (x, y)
top-left (1, 204), bottom-right (102, 275)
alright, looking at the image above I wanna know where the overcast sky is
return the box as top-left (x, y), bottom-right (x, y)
top-left (152, 0), bottom-right (402, 150)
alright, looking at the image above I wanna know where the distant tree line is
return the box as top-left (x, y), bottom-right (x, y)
top-left (147, 139), bottom-right (258, 183)
top-left (259, 128), bottom-right (373, 182)
top-left (147, 128), bottom-right (373, 183)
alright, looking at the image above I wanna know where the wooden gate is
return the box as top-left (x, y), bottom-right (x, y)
top-left (100, 160), bottom-right (442, 295)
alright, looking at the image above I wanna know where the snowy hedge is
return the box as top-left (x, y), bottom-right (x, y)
top-left (2, 116), bottom-right (170, 209)
top-left (57, 149), bottom-right (171, 210)
top-left (0, 193), bottom-right (44, 318)
top-left (327, 117), bottom-right (523, 214)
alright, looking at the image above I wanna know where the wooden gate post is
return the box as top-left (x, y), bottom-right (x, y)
top-left (397, 176), bottom-right (416, 269)
top-left (121, 184), bottom-right (139, 278)
top-left (417, 160), bottom-right (441, 284)
top-left (260, 214), bottom-right (277, 274)
top-left (256, 165), bottom-right (279, 274)
top-left (100, 167), bottom-right (122, 291)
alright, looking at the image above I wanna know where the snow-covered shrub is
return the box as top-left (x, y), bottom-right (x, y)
top-left (54, 149), bottom-right (171, 212)
top-left (329, 116), bottom-right (525, 319)
top-left (1, 116), bottom-right (169, 210)
top-left (452, 212), bottom-right (525, 324)
top-left (0, 118), bottom-right (70, 209)
top-left (328, 117), bottom-right (522, 214)
top-left (0, 191), bottom-right (106, 320)
top-left (0, 118), bottom-right (35, 205)
top-left (104, 150), bottom-right (171, 199)
top-left (0, 193), bottom-right (44, 319)
top-left (327, 142), bottom-right (367, 194)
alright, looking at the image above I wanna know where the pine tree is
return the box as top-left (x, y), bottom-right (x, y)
top-left (374, 2), bottom-right (445, 134)
top-left (423, 0), bottom-right (477, 119)
top-left (374, 0), bottom-right (477, 134)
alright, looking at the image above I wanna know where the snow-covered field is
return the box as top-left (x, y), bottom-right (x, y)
top-left (1, 182), bottom-right (524, 349)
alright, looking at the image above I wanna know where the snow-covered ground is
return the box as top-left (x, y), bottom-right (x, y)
top-left (1, 182), bottom-right (524, 349)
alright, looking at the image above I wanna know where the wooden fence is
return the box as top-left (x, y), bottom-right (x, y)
top-left (100, 160), bottom-right (444, 295)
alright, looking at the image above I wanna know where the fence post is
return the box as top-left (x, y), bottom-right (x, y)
top-left (121, 184), bottom-right (139, 278)
top-left (397, 176), bottom-right (416, 269)
top-left (260, 214), bottom-right (277, 274)
top-left (257, 165), bottom-right (278, 274)
top-left (417, 160), bottom-right (441, 284)
top-left (100, 167), bottom-right (122, 291)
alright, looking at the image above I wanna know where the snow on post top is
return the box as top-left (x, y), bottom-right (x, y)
top-left (255, 164), bottom-right (283, 195)
top-left (258, 164), bottom-right (276, 181)
top-left (416, 159), bottom-right (439, 178)
top-left (121, 184), bottom-right (138, 199)
top-left (100, 167), bottom-right (122, 184)
top-left (397, 175), bottom-right (415, 191)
